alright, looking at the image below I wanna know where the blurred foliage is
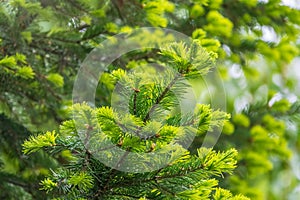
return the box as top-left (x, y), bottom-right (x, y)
top-left (0, 0), bottom-right (299, 199)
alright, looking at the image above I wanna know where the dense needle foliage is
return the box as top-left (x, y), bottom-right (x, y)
top-left (1, 0), bottom-right (300, 199)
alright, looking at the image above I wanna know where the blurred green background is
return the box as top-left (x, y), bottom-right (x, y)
top-left (1, 0), bottom-right (300, 199)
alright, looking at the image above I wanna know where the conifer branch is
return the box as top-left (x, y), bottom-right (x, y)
top-left (20, 41), bottom-right (244, 199)
top-left (133, 88), bottom-right (140, 115)
top-left (143, 73), bottom-right (181, 122)
top-left (115, 151), bottom-right (130, 170)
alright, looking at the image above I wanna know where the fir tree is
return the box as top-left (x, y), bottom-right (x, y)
top-left (1, 0), bottom-right (300, 199)
top-left (23, 41), bottom-right (248, 199)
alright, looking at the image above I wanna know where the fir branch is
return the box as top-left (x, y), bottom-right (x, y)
top-left (22, 131), bottom-right (58, 155)
top-left (103, 148), bottom-right (237, 198)
top-left (108, 193), bottom-right (143, 199)
top-left (132, 88), bottom-right (140, 115)
top-left (114, 151), bottom-right (130, 170)
top-left (143, 73), bottom-right (181, 122)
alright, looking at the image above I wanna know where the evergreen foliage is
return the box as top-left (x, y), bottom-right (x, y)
top-left (22, 41), bottom-right (248, 199)
top-left (217, 99), bottom-right (300, 199)
top-left (0, 114), bottom-right (56, 199)
top-left (1, 0), bottom-right (300, 199)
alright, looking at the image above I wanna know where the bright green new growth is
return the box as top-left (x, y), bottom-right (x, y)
top-left (23, 131), bottom-right (57, 155)
top-left (22, 41), bottom-right (246, 199)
